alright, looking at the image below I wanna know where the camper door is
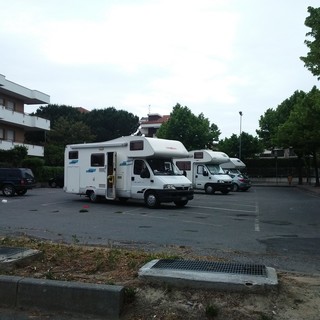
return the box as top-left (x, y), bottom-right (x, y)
top-left (194, 164), bottom-right (208, 189)
top-left (131, 159), bottom-right (150, 200)
top-left (106, 152), bottom-right (116, 200)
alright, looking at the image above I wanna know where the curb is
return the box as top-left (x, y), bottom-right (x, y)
top-left (0, 275), bottom-right (124, 319)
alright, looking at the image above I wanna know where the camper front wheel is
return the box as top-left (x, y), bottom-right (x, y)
top-left (144, 192), bottom-right (160, 208)
top-left (205, 184), bottom-right (215, 194)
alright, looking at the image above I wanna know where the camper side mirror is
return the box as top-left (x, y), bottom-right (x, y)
top-left (203, 171), bottom-right (209, 177)
top-left (140, 169), bottom-right (150, 179)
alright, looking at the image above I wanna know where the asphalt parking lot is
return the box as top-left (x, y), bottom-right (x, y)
top-left (1, 186), bottom-right (320, 274)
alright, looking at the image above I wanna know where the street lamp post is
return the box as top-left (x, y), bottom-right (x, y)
top-left (239, 111), bottom-right (243, 159)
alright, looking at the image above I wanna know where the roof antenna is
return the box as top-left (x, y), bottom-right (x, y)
top-left (148, 104), bottom-right (151, 115)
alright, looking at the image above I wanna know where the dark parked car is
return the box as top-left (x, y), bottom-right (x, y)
top-left (229, 173), bottom-right (251, 191)
top-left (0, 168), bottom-right (36, 196)
top-left (48, 174), bottom-right (64, 188)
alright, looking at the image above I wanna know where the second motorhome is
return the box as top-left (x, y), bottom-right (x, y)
top-left (64, 136), bottom-right (194, 208)
top-left (220, 158), bottom-right (246, 175)
top-left (174, 150), bottom-right (233, 194)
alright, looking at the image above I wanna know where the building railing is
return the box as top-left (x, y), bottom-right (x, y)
top-left (0, 139), bottom-right (44, 157)
top-left (0, 106), bottom-right (50, 130)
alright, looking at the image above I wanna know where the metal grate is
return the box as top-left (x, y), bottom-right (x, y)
top-left (0, 247), bottom-right (26, 260)
top-left (151, 259), bottom-right (267, 277)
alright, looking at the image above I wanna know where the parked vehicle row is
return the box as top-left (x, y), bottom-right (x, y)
top-left (1, 137), bottom-right (251, 201)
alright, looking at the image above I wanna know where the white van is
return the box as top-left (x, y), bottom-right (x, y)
top-left (174, 150), bottom-right (233, 194)
top-left (64, 136), bottom-right (194, 208)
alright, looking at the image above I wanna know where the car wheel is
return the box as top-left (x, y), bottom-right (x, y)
top-left (2, 184), bottom-right (15, 197)
top-left (144, 191), bottom-right (159, 208)
top-left (51, 181), bottom-right (57, 188)
top-left (174, 200), bottom-right (188, 207)
top-left (232, 183), bottom-right (239, 192)
top-left (16, 189), bottom-right (27, 196)
top-left (205, 184), bottom-right (214, 194)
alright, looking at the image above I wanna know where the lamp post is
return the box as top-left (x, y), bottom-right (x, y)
top-left (239, 111), bottom-right (243, 159)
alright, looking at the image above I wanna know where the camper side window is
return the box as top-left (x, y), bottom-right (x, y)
top-left (69, 151), bottom-right (78, 159)
top-left (91, 153), bottom-right (105, 167)
top-left (134, 160), bottom-right (145, 175)
top-left (175, 161), bottom-right (191, 171)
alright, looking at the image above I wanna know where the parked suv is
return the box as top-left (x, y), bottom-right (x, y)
top-left (0, 168), bottom-right (36, 196)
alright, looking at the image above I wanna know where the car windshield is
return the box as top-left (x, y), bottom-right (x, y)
top-left (147, 158), bottom-right (180, 175)
top-left (206, 164), bottom-right (225, 175)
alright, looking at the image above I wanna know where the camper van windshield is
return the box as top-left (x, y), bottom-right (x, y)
top-left (206, 164), bottom-right (225, 175)
top-left (147, 158), bottom-right (179, 176)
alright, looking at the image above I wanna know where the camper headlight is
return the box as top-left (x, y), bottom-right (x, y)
top-left (163, 184), bottom-right (176, 190)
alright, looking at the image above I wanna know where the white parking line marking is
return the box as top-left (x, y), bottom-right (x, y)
top-left (254, 201), bottom-right (260, 232)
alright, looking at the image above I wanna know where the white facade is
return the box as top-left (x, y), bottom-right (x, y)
top-left (0, 74), bottom-right (50, 157)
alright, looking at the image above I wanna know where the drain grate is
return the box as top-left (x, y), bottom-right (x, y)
top-left (0, 247), bottom-right (27, 260)
top-left (151, 259), bottom-right (267, 277)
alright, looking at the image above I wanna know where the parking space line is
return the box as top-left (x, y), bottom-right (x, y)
top-left (254, 201), bottom-right (260, 232)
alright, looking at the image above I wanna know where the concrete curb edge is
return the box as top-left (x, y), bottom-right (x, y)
top-left (0, 275), bottom-right (124, 319)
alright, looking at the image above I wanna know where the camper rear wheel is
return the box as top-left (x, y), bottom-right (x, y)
top-left (144, 191), bottom-right (160, 208)
top-left (205, 184), bottom-right (214, 194)
top-left (88, 191), bottom-right (99, 203)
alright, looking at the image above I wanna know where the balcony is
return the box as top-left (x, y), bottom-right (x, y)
top-left (0, 139), bottom-right (44, 157)
top-left (0, 106), bottom-right (50, 131)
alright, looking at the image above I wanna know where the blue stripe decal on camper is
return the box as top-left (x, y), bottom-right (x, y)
top-left (69, 160), bottom-right (79, 164)
top-left (86, 168), bottom-right (96, 173)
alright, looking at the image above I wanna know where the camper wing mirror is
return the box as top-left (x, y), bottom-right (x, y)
top-left (203, 170), bottom-right (209, 177)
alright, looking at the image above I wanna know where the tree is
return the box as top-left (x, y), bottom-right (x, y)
top-left (156, 103), bottom-right (220, 150)
top-left (219, 133), bottom-right (263, 160)
top-left (83, 108), bottom-right (140, 142)
top-left (300, 6), bottom-right (320, 79)
top-left (277, 86), bottom-right (320, 185)
top-left (257, 91), bottom-right (307, 149)
top-left (44, 117), bottom-right (96, 166)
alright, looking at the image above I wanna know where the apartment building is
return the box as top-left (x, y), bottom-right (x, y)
top-left (0, 74), bottom-right (50, 157)
top-left (136, 113), bottom-right (170, 137)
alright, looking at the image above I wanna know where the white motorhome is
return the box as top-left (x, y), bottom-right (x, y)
top-left (220, 158), bottom-right (246, 175)
top-left (64, 136), bottom-right (194, 208)
top-left (174, 150), bottom-right (233, 194)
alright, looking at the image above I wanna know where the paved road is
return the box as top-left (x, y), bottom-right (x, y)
top-left (1, 186), bottom-right (319, 274)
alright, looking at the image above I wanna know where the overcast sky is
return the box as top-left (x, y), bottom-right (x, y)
top-left (1, 0), bottom-right (319, 138)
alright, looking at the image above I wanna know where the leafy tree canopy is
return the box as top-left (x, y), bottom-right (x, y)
top-left (47, 117), bottom-right (96, 146)
top-left (219, 132), bottom-right (263, 160)
top-left (300, 6), bottom-right (320, 79)
top-left (276, 86), bottom-right (320, 185)
top-left (257, 90), bottom-right (307, 149)
top-left (83, 107), bottom-right (139, 142)
top-left (156, 103), bottom-right (221, 150)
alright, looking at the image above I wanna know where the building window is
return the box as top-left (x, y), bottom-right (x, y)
top-left (6, 129), bottom-right (14, 142)
top-left (6, 100), bottom-right (15, 111)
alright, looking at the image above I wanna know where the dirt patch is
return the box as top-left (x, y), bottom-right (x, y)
top-left (1, 236), bottom-right (320, 319)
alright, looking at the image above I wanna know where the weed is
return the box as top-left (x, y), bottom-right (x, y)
top-left (124, 287), bottom-right (136, 304)
top-left (71, 234), bottom-right (80, 244)
top-left (205, 304), bottom-right (219, 318)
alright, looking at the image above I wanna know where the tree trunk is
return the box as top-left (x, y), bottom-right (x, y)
top-left (312, 151), bottom-right (320, 186)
